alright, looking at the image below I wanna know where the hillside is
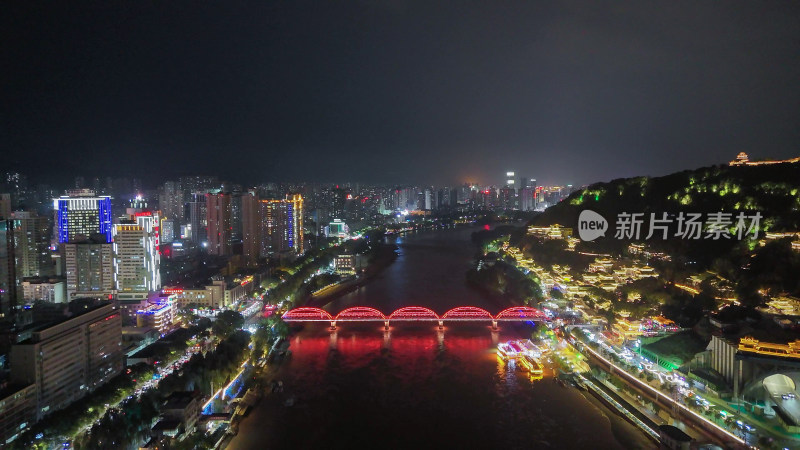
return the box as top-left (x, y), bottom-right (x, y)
top-left (535, 162), bottom-right (800, 232)
top-left (528, 161), bottom-right (800, 303)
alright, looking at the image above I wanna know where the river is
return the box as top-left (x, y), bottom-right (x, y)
top-left (229, 226), bottom-right (655, 449)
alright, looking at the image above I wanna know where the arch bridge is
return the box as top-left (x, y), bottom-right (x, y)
top-left (282, 306), bottom-right (547, 330)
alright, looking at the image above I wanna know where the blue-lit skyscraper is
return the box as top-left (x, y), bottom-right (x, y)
top-left (54, 189), bottom-right (113, 243)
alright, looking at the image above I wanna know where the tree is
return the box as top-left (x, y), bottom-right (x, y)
top-left (212, 310), bottom-right (244, 338)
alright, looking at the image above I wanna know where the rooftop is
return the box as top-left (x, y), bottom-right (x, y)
top-left (164, 391), bottom-right (199, 410)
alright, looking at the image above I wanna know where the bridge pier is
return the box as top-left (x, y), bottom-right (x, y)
top-left (492, 319), bottom-right (498, 330)
top-left (330, 320), bottom-right (336, 331)
top-left (384, 320), bottom-right (389, 330)
top-left (438, 320), bottom-right (443, 330)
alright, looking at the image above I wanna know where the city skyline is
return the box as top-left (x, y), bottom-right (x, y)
top-left (3, 2), bottom-right (800, 448)
top-left (4, 2), bottom-right (799, 186)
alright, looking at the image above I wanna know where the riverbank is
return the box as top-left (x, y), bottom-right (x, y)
top-left (305, 243), bottom-right (398, 308)
top-left (465, 277), bottom-right (525, 309)
top-left (579, 386), bottom-right (658, 449)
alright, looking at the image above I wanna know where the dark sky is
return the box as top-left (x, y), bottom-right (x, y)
top-left (3, 1), bottom-right (799, 187)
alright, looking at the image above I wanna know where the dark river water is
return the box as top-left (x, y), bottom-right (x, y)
top-left (229, 226), bottom-right (654, 450)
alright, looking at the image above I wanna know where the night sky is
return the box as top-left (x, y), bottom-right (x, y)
top-left (3, 1), bottom-right (799, 187)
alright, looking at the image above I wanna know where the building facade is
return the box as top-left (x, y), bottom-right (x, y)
top-left (0, 383), bottom-right (37, 444)
top-left (10, 302), bottom-right (123, 419)
top-left (242, 193), bottom-right (304, 264)
top-left (54, 190), bottom-right (113, 244)
top-left (11, 211), bottom-right (52, 279)
top-left (0, 219), bottom-right (16, 318)
top-left (708, 335), bottom-right (739, 386)
top-left (205, 193), bottom-right (232, 256)
top-left (135, 296), bottom-right (176, 333)
top-left (21, 278), bottom-right (66, 303)
top-left (157, 181), bottom-right (185, 224)
top-left (63, 239), bottom-right (115, 300)
top-left (187, 193), bottom-right (207, 244)
top-left (113, 216), bottom-right (160, 301)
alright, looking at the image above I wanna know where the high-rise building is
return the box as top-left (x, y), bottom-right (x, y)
top-left (62, 237), bottom-right (115, 301)
top-left (437, 187), bottom-right (452, 208)
top-left (506, 171), bottom-right (516, 188)
top-left (54, 190), bottom-right (113, 243)
top-left (331, 186), bottom-right (348, 220)
top-left (230, 190), bottom-right (243, 247)
top-left (242, 193), bottom-right (304, 264)
top-left (241, 192), bottom-right (260, 264)
top-left (0, 219), bottom-right (16, 317)
top-left (206, 193), bottom-right (232, 256)
top-left (499, 187), bottom-right (515, 210)
top-left (272, 193), bottom-right (304, 255)
top-left (520, 187), bottom-right (536, 211)
top-left (457, 184), bottom-right (471, 205)
top-left (113, 215), bottom-right (160, 302)
top-left (187, 193), bottom-right (207, 245)
top-left (160, 218), bottom-right (175, 244)
top-left (0, 193), bottom-right (11, 219)
top-left (423, 188), bottom-right (437, 210)
top-left (1, 174), bottom-right (25, 213)
top-left (10, 301), bottom-right (123, 420)
top-left (158, 181), bottom-right (185, 224)
top-left (11, 211), bottom-right (52, 279)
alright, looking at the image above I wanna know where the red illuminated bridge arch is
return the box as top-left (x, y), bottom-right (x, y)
top-left (389, 306), bottom-right (440, 321)
top-left (441, 306), bottom-right (493, 321)
top-left (282, 307), bottom-right (332, 321)
top-left (335, 307), bottom-right (386, 322)
top-left (495, 306), bottom-right (546, 321)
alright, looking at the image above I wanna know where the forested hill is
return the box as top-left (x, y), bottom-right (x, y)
top-left (533, 162), bottom-right (800, 233)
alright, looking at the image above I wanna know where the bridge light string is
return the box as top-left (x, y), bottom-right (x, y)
top-left (283, 306), bottom-right (546, 322)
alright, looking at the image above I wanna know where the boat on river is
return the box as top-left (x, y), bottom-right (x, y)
top-left (519, 354), bottom-right (544, 375)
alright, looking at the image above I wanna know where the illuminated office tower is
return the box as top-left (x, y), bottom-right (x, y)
top-left (134, 212), bottom-right (161, 291)
top-left (63, 236), bottom-right (115, 301)
top-left (505, 171), bottom-right (516, 188)
top-left (242, 193), bottom-right (304, 264)
top-left (113, 215), bottom-right (160, 302)
top-left (54, 189), bottom-right (113, 243)
top-left (206, 193), bottom-right (232, 256)
top-left (11, 211), bottom-right (52, 278)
